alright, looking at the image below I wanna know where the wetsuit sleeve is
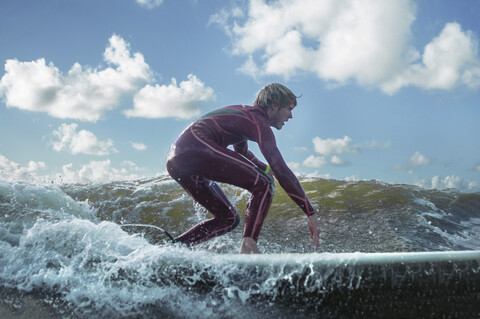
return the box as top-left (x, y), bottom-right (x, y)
top-left (259, 128), bottom-right (316, 217)
top-left (233, 141), bottom-right (268, 171)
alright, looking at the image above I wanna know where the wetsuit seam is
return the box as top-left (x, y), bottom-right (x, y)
top-left (251, 183), bottom-right (271, 240)
top-left (286, 192), bottom-right (314, 216)
top-left (189, 214), bottom-right (239, 246)
top-left (190, 127), bottom-right (253, 170)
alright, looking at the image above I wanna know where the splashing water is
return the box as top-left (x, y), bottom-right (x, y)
top-left (0, 177), bottom-right (479, 318)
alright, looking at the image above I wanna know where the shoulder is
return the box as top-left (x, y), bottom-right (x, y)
top-left (200, 105), bottom-right (246, 118)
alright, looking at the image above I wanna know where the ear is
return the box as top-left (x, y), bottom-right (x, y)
top-left (266, 103), bottom-right (278, 121)
top-left (270, 102), bottom-right (279, 111)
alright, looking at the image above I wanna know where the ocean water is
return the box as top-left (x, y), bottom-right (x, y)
top-left (0, 176), bottom-right (479, 318)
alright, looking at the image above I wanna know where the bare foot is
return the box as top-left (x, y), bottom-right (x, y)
top-left (238, 237), bottom-right (261, 254)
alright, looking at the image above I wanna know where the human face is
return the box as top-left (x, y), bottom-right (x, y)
top-left (268, 102), bottom-right (294, 130)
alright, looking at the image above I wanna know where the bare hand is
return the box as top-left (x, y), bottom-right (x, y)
top-left (307, 214), bottom-right (320, 251)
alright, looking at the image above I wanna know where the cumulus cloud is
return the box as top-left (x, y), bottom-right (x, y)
top-left (52, 123), bottom-right (118, 156)
top-left (382, 23), bottom-right (480, 93)
top-left (394, 151), bottom-right (431, 172)
top-left (330, 155), bottom-right (348, 167)
top-left (124, 74), bottom-right (215, 120)
top-left (135, 0), bottom-right (164, 9)
top-left (410, 151), bottom-right (431, 166)
top-left (0, 35), bottom-right (215, 121)
top-left (0, 154), bottom-right (46, 182)
top-left (415, 175), bottom-right (479, 192)
top-left (287, 161), bottom-right (301, 171)
top-left (303, 155), bottom-right (327, 168)
top-left (312, 136), bottom-right (359, 156)
top-left (0, 153), bottom-right (146, 183)
top-left (214, 0), bottom-right (480, 93)
top-left (344, 175), bottom-right (361, 182)
top-left (0, 35), bottom-right (152, 122)
top-left (131, 142), bottom-right (147, 151)
top-left (304, 136), bottom-right (388, 170)
top-left (61, 160), bottom-right (144, 183)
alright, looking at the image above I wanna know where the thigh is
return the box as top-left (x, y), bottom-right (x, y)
top-left (168, 140), bottom-right (262, 193)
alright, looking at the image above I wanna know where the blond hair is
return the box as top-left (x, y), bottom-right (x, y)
top-left (254, 83), bottom-right (299, 110)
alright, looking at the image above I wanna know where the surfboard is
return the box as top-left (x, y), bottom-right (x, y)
top-left (118, 223), bottom-right (479, 268)
top-left (218, 251), bottom-right (480, 318)
top-left (222, 250), bottom-right (480, 266)
top-left (119, 222), bottom-right (480, 266)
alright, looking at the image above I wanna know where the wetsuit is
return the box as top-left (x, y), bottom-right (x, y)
top-left (166, 105), bottom-right (315, 246)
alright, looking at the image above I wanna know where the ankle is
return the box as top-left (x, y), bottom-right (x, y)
top-left (239, 237), bottom-right (261, 254)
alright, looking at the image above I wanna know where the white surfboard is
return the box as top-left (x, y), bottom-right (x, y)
top-left (220, 250), bottom-right (480, 266)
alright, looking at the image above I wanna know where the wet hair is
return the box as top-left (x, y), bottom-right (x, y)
top-left (253, 83), bottom-right (299, 110)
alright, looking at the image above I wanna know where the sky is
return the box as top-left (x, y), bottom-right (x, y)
top-left (1, 0), bottom-right (480, 192)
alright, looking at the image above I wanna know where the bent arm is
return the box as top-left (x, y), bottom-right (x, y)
top-left (234, 141), bottom-right (268, 171)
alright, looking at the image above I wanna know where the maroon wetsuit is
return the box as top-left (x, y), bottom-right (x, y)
top-left (166, 105), bottom-right (315, 246)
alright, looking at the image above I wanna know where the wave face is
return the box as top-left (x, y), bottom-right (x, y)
top-left (1, 177), bottom-right (479, 318)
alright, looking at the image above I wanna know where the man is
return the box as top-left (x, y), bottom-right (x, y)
top-left (166, 83), bottom-right (320, 254)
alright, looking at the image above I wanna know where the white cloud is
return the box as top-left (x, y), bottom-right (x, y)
top-left (209, 6), bottom-right (244, 29)
top-left (308, 136), bottom-right (387, 168)
top-left (294, 146), bottom-right (309, 153)
top-left (61, 160), bottom-right (144, 183)
top-left (475, 162), bottom-right (480, 172)
top-left (394, 151), bottom-right (431, 172)
top-left (344, 175), bottom-right (361, 182)
top-left (410, 151), bottom-right (431, 167)
top-left (121, 160), bottom-right (146, 172)
top-left (125, 74), bottom-right (215, 120)
top-left (313, 136), bottom-right (358, 156)
top-left (52, 123), bottom-right (117, 156)
top-left (303, 155), bottom-right (327, 168)
top-left (216, 0), bottom-right (414, 84)
top-left (131, 142), bottom-right (147, 151)
top-left (0, 153), bottom-right (146, 183)
top-left (330, 155), bottom-right (348, 167)
top-left (287, 161), bottom-right (301, 171)
top-left (0, 35), bottom-right (152, 122)
top-left (363, 140), bottom-right (391, 150)
top-left (214, 0), bottom-right (480, 93)
top-left (0, 154), bottom-right (46, 182)
top-left (238, 56), bottom-right (262, 80)
top-left (415, 175), bottom-right (479, 192)
top-left (135, 0), bottom-right (164, 9)
top-left (382, 23), bottom-right (480, 93)
top-left (303, 171), bottom-right (331, 179)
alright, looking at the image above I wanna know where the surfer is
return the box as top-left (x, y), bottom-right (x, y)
top-left (166, 83), bottom-right (320, 254)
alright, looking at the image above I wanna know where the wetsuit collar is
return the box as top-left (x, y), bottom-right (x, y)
top-left (252, 105), bottom-right (269, 119)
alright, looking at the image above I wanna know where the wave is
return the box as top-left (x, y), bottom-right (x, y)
top-left (0, 177), bottom-right (479, 318)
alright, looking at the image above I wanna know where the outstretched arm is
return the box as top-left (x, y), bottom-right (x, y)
top-left (258, 128), bottom-right (320, 249)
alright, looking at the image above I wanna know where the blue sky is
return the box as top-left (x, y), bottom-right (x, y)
top-left (1, 0), bottom-right (480, 192)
